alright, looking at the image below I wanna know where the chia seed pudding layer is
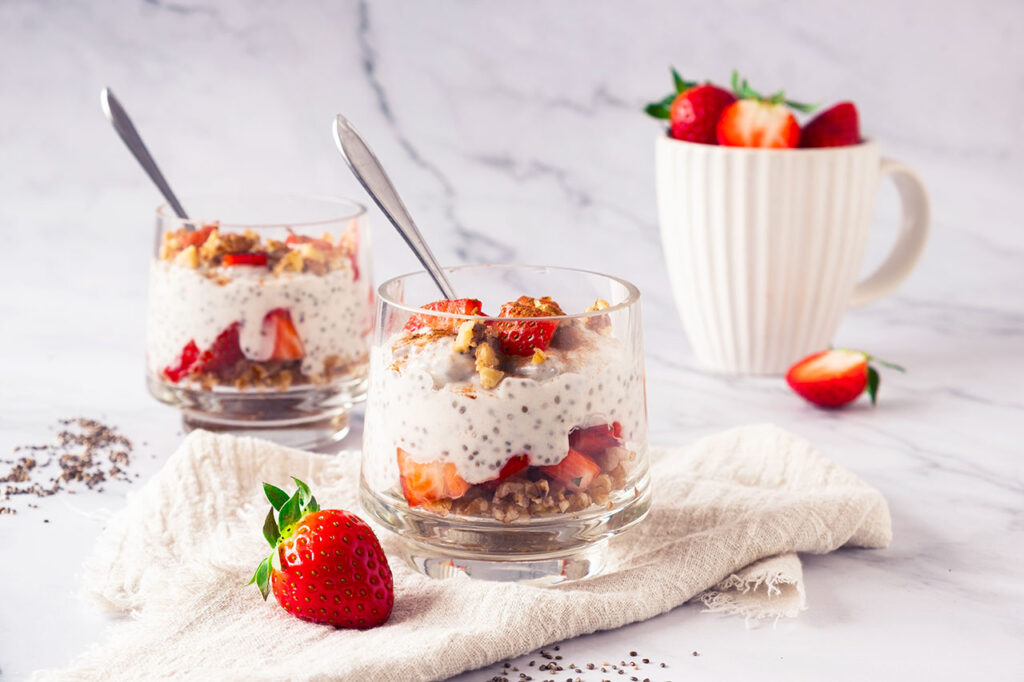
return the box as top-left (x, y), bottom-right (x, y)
top-left (363, 321), bottom-right (646, 490)
top-left (147, 260), bottom-right (367, 383)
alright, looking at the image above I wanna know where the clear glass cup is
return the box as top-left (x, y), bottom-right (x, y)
top-left (146, 194), bottom-right (372, 448)
top-left (361, 264), bottom-right (650, 584)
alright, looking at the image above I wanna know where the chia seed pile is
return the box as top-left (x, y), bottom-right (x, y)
top-left (0, 418), bottom-right (135, 515)
top-left (483, 646), bottom-right (699, 682)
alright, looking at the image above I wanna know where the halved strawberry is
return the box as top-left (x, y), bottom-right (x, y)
top-left (800, 101), bottom-right (861, 148)
top-left (481, 454), bottom-right (530, 490)
top-left (488, 296), bottom-right (563, 357)
top-left (396, 448), bottom-right (470, 506)
top-left (193, 322), bottom-right (244, 375)
top-left (403, 298), bottom-right (484, 333)
top-left (716, 72), bottom-right (813, 149)
top-left (568, 423), bottom-right (621, 455)
top-left (540, 449), bottom-right (601, 493)
top-left (263, 309), bottom-right (304, 361)
top-left (786, 348), bottom-right (904, 408)
top-left (162, 340), bottom-right (200, 383)
top-left (177, 223), bottom-right (216, 249)
top-left (222, 252), bottom-right (268, 267)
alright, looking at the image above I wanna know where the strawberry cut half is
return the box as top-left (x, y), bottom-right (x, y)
top-left (162, 340), bottom-right (200, 383)
top-left (396, 448), bottom-right (471, 507)
top-left (540, 448), bottom-right (601, 493)
top-left (193, 322), bottom-right (244, 375)
top-left (717, 99), bottom-right (800, 148)
top-left (263, 308), bottom-right (305, 361)
top-left (403, 298), bottom-right (484, 333)
top-left (488, 296), bottom-right (564, 357)
top-left (568, 423), bottom-right (621, 455)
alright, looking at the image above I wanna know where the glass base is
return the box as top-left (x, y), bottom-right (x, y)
top-left (182, 409), bottom-right (350, 450)
top-left (403, 537), bottom-right (609, 585)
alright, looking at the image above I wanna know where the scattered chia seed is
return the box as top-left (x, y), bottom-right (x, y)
top-left (481, 646), bottom-right (679, 681)
top-left (1, 418), bottom-right (136, 515)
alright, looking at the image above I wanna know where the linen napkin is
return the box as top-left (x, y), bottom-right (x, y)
top-left (40, 424), bottom-right (891, 681)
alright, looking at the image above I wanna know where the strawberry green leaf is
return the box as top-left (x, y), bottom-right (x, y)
top-left (871, 357), bottom-right (906, 372)
top-left (262, 508), bottom-right (280, 548)
top-left (308, 495), bottom-right (320, 513)
top-left (867, 366), bottom-right (880, 405)
top-left (783, 97), bottom-right (817, 114)
top-left (248, 556), bottom-right (272, 600)
top-left (671, 67), bottom-right (696, 93)
top-left (263, 483), bottom-right (289, 510)
top-left (278, 489), bottom-right (303, 533)
top-left (644, 93), bottom-right (675, 119)
top-left (291, 477), bottom-right (312, 507)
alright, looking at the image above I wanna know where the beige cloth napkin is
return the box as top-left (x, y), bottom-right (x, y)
top-left (40, 425), bottom-right (891, 681)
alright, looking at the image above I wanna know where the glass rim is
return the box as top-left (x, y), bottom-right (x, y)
top-left (155, 193), bottom-right (367, 229)
top-left (377, 263), bottom-right (642, 322)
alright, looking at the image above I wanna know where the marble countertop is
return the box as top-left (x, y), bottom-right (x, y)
top-left (2, 1), bottom-right (1022, 680)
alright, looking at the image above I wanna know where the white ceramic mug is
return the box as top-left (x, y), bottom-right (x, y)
top-left (655, 137), bottom-right (929, 375)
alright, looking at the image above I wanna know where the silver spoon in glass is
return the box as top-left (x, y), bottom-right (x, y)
top-left (332, 114), bottom-right (457, 299)
top-left (100, 87), bottom-right (191, 223)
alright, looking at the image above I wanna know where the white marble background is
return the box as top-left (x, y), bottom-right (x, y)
top-left (1, 1), bottom-right (1022, 679)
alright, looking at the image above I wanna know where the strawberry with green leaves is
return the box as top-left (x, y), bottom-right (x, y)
top-left (250, 478), bottom-right (394, 629)
top-left (645, 67), bottom-right (736, 145)
top-left (716, 72), bottom-right (816, 148)
top-left (786, 348), bottom-right (904, 408)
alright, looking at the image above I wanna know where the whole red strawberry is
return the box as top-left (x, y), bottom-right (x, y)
top-left (670, 84), bottom-right (736, 144)
top-left (786, 348), bottom-right (904, 408)
top-left (488, 295), bottom-right (564, 357)
top-left (250, 478), bottom-right (394, 629)
top-left (800, 101), bottom-right (861, 148)
top-left (644, 67), bottom-right (735, 145)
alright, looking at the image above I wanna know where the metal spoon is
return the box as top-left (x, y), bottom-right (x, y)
top-left (332, 114), bottom-right (457, 299)
top-left (100, 87), bottom-right (190, 222)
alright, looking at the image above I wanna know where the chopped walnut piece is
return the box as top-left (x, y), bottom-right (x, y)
top-left (584, 298), bottom-right (612, 332)
top-left (452, 320), bottom-right (477, 353)
top-left (274, 249), bottom-right (303, 274)
top-left (198, 230), bottom-right (223, 261)
top-left (297, 243), bottom-right (325, 263)
top-left (531, 348), bottom-right (547, 364)
top-left (219, 232), bottom-right (255, 254)
top-left (475, 341), bottom-right (499, 370)
top-left (586, 298), bottom-right (610, 312)
top-left (478, 367), bottom-right (504, 389)
top-left (174, 245), bottom-right (199, 269)
top-left (304, 259), bottom-right (327, 276)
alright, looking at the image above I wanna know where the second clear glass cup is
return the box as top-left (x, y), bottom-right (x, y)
top-left (361, 264), bottom-right (650, 584)
top-left (146, 194), bottom-right (373, 448)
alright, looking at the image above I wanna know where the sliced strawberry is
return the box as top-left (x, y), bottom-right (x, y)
top-left (193, 322), bottom-right (244, 375)
top-left (481, 454), bottom-right (530, 490)
top-left (715, 72), bottom-right (813, 149)
top-left (162, 340), bottom-right (200, 383)
top-left (177, 223), bottom-right (216, 249)
top-left (403, 298), bottom-right (484, 333)
top-left (786, 348), bottom-right (903, 408)
top-left (717, 99), bottom-right (800, 148)
top-left (540, 449), bottom-right (601, 493)
top-left (396, 448), bottom-right (470, 506)
top-left (263, 309), bottom-right (304, 361)
top-left (222, 252), bottom-right (268, 267)
top-left (800, 101), bottom-right (861, 148)
top-left (611, 421), bottom-right (623, 439)
top-left (568, 423), bottom-right (621, 455)
top-left (669, 84), bottom-right (736, 144)
top-left (488, 296), bottom-right (563, 357)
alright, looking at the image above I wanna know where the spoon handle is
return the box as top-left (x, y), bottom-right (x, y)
top-left (101, 88), bottom-right (189, 221)
top-left (333, 115), bottom-right (458, 300)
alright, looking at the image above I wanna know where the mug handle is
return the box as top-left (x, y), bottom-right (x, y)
top-left (849, 158), bottom-right (931, 307)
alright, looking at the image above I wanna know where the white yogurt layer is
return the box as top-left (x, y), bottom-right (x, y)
top-left (363, 325), bottom-right (646, 487)
top-left (146, 260), bottom-right (368, 378)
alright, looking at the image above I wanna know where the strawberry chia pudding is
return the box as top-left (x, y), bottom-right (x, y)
top-left (363, 295), bottom-right (647, 523)
top-left (147, 221), bottom-right (370, 391)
